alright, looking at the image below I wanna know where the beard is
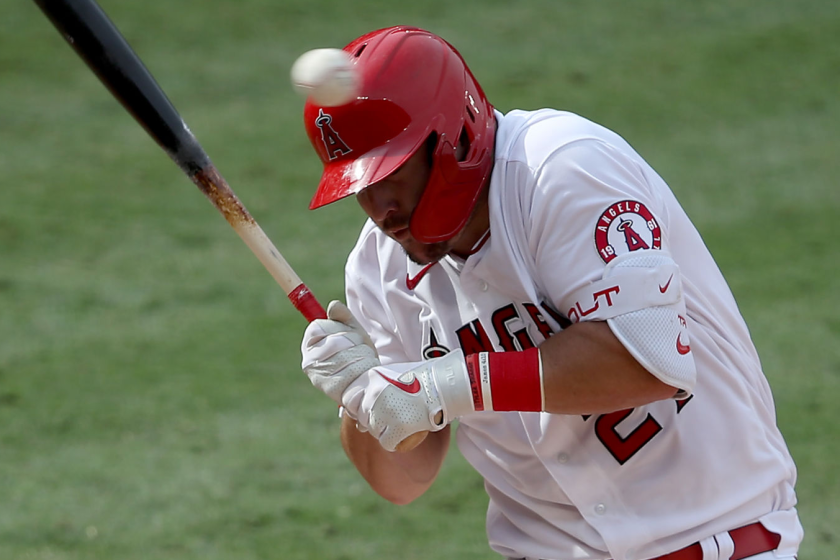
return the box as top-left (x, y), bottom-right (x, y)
top-left (402, 238), bottom-right (452, 265)
top-left (382, 214), bottom-right (455, 265)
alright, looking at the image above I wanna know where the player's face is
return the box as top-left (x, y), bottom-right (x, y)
top-left (356, 146), bottom-right (454, 265)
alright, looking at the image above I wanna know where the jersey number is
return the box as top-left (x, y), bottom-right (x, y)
top-left (593, 396), bottom-right (692, 465)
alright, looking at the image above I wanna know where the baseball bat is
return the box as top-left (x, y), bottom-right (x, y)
top-left (33, 0), bottom-right (325, 322)
top-left (34, 0), bottom-right (428, 452)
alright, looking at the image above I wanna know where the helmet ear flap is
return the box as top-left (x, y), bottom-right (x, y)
top-left (433, 133), bottom-right (460, 183)
top-left (409, 126), bottom-right (493, 243)
top-left (421, 126), bottom-right (469, 176)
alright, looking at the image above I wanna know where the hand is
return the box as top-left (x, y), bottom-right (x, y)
top-left (301, 300), bottom-right (380, 405)
top-left (342, 350), bottom-right (475, 452)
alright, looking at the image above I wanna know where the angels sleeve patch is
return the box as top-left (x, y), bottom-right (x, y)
top-left (594, 200), bottom-right (662, 263)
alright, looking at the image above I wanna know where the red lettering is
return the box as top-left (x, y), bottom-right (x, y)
top-left (575, 298), bottom-right (600, 318)
top-left (491, 304), bottom-right (536, 351)
top-left (540, 302), bottom-right (572, 329)
top-left (567, 285), bottom-right (620, 323)
top-left (593, 285), bottom-right (620, 306)
top-left (524, 303), bottom-right (554, 340)
top-left (456, 320), bottom-right (495, 356)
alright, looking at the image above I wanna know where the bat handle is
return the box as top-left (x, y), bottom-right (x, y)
top-left (394, 408), bottom-right (443, 452)
top-left (395, 431), bottom-right (429, 452)
top-left (288, 283), bottom-right (327, 321)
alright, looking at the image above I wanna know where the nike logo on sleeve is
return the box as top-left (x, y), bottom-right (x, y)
top-left (659, 274), bottom-right (674, 293)
top-left (676, 333), bottom-right (691, 355)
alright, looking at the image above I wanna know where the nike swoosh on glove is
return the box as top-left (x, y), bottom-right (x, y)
top-left (301, 300), bottom-right (380, 405)
top-left (342, 349), bottom-right (476, 452)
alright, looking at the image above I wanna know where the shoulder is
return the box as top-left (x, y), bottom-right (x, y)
top-left (494, 108), bottom-right (634, 170)
top-left (492, 109), bottom-right (660, 208)
top-left (483, 111), bottom-right (673, 295)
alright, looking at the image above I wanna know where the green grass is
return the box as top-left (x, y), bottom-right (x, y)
top-left (1, 0), bottom-right (838, 558)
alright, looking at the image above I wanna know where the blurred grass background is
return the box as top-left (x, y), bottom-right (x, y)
top-left (1, 0), bottom-right (837, 558)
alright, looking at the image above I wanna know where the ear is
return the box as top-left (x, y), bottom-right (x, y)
top-left (456, 127), bottom-right (470, 161)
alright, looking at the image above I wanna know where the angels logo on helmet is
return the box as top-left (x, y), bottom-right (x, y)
top-left (314, 109), bottom-right (352, 160)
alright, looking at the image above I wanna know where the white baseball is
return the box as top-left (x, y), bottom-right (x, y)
top-left (290, 48), bottom-right (359, 107)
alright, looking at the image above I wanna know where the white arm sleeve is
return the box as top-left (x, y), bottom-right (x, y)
top-left (562, 250), bottom-right (696, 397)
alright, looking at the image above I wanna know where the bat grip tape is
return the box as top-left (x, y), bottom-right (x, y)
top-left (289, 284), bottom-right (327, 322)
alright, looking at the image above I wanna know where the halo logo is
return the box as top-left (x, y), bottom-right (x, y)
top-left (422, 327), bottom-right (450, 360)
top-left (315, 109), bottom-right (352, 160)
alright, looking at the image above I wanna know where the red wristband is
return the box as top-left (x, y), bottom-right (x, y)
top-left (464, 348), bottom-right (543, 412)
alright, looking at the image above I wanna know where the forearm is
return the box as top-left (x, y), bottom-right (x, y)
top-left (340, 414), bottom-right (450, 505)
top-left (540, 320), bottom-right (679, 414)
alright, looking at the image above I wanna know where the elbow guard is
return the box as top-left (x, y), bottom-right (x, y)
top-left (563, 250), bottom-right (696, 397)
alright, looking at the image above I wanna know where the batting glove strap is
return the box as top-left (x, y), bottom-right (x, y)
top-left (464, 348), bottom-right (544, 412)
top-left (427, 349), bottom-right (476, 423)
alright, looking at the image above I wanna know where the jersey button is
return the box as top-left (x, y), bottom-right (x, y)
top-left (594, 504), bottom-right (607, 515)
top-left (479, 281), bottom-right (489, 292)
top-left (557, 453), bottom-right (569, 463)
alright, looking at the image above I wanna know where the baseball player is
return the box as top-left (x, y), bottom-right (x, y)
top-left (299, 26), bottom-right (803, 560)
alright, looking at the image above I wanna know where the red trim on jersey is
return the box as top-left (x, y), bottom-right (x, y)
top-left (466, 229), bottom-right (491, 255)
top-left (406, 262), bottom-right (437, 290)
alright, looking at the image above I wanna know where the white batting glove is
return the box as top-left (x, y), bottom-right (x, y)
top-left (301, 300), bottom-right (380, 405)
top-left (341, 349), bottom-right (476, 452)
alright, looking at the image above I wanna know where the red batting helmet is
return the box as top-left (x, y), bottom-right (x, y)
top-left (304, 26), bottom-right (496, 243)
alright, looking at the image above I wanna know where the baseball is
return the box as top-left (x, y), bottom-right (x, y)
top-left (290, 48), bottom-right (359, 106)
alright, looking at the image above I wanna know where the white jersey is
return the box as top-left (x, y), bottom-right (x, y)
top-left (344, 109), bottom-right (802, 560)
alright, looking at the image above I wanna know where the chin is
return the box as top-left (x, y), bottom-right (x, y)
top-left (403, 239), bottom-right (451, 266)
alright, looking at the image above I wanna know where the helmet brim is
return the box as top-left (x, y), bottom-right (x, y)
top-left (308, 129), bottom-right (427, 210)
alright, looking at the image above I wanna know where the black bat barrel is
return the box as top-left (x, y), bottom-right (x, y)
top-left (34, 0), bottom-right (210, 174)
